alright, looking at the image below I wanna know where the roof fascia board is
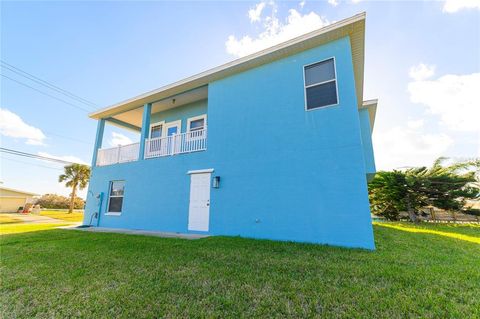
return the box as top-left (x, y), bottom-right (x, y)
top-left (0, 187), bottom-right (39, 196)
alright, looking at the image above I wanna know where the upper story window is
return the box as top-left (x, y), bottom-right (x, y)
top-left (150, 123), bottom-right (164, 139)
top-left (304, 58), bottom-right (338, 110)
top-left (107, 180), bottom-right (125, 214)
top-left (187, 115), bottom-right (207, 132)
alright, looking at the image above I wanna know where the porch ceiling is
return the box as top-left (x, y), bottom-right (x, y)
top-left (109, 86), bottom-right (208, 128)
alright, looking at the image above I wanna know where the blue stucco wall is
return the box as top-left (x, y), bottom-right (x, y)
top-left (84, 36), bottom-right (375, 249)
top-left (358, 108), bottom-right (376, 180)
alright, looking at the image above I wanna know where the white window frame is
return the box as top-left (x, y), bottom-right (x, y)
top-left (303, 57), bottom-right (340, 111)
top-left (106, 180), bottom-right (125, 216)
top-left (186, 114), bottom-right (207, 133)
top-left (149, 121), bottom-right (165, 139)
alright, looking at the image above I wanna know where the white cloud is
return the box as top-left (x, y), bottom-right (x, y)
top-left (406, 119), bottom-right (424, 129)
top-left (409, 63), bottom-right (436, 81)
top-left (443, 0), bottom-right (480, 13)
top-left (226, 2), bottom-right (330, 57)
top-left (0, 108), bottom-right (46, 145)
top-left (328, 0), bottom-right (339, 6)
top-left (374, 121), bottom-right (453, 170)
top-left (299, 0), bottom-right (306, 8)
top-left (109, 132), bottom-right (133, 147)
top-left (248, 2), bottom-right (267, 22)
top-left (408, 71), bottom-right (480, 132)
top-left (351, 0), bottom-right (364, 3)
top-left (38, 152), bottom-right (88, 165)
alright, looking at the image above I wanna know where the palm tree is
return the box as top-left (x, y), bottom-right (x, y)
top-left (59, 164), bottom-right (91, 213)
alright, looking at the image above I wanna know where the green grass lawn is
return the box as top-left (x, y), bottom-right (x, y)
top-left (0, 212), bottom-right (80, 235)
top-left (1, 223), bottom-right (479, 318)
top-left (0, 223), bottom-right (71, 235)
top-left (38, 210), bottom-right (84, 222)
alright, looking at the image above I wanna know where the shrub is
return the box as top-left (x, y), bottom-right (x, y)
top-left (35, 194), bottom-right (84, 209)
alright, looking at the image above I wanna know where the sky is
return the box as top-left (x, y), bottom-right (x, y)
top-left (1, 0), bottom-right (479, 198)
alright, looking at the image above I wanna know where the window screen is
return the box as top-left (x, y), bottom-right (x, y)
top-left (304, 58), bottom-right (338, 110)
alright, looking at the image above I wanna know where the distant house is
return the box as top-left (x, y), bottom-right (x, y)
top-left (466, 200), bottom-right (480, 210)
top-left (84, 13), bottom-right (378, 249)
top-left (0, 186), bottom-right (38, 212)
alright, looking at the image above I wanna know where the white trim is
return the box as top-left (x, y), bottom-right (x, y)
top-left (187, 168), bottom-right (214, 175)
top-left (303, 57), bottom-right (340, 111)
top-left (164, 120), bottom-right (182, 136)
top-left (149, 121), bottom-right (165, 139)
top-left (186, 114), bottom-right (207, 132)
top-left (105, 212), bottom-right (121, 216)
top-left (361, 99), bottom-right (378, 107)
top-left (305, 78), bottom-right (336, 89)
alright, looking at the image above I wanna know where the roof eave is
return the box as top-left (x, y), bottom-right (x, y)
top-left (0, 186), bottom-right (39, 196)
top-left (90, 12), bottom-right (366, 120)
top-left (361, 99), bottom-right (378, 131)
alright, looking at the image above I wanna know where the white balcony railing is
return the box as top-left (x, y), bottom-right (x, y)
top-left (95, 129), bottom-right (207, 166)
top-left (145, 128), bottom-right (207, 159)
top-left (96, 142), bottom-right (140, 166)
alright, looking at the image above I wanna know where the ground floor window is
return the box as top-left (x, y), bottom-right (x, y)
top-left (107, 181), bottom-right (125, 214)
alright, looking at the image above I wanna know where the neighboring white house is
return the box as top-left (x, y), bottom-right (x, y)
top-left (0, 186), bottom-right (38, 212)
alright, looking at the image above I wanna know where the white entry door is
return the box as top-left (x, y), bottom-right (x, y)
top-left (188, 172), bottom-right (211, 231)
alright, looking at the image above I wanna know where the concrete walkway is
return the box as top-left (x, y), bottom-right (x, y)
top-left (1, 213), bottom-right (65, 224)
top-left (72, 226), bottom-right (210, 240)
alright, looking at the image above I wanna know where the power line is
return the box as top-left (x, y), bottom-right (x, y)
top-left (43, 130), bottom-right (91, 145)
top-left (0, 60), bottom-right (98, 109)
top-left (0, 156), bottom-right (64, 171)
top-left (1, 74), bottom-right (92, 113)
top-left (0, 148), bottom-right (75, 165)
top-left (0, 147), bottom-right (88, 165)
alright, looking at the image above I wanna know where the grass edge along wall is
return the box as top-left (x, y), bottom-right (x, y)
top-left (84, 13), bottom-right (377, 249)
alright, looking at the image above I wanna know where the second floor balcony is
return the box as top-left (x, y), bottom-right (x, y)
top-left (96, 128), bottom-right (207, 166)
top-left (91, 85), bottom-right (209, 167)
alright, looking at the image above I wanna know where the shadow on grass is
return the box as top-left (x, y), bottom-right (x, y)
top-left (0, 223), bottom-right (72, 236)
top-left (374, 222), bottom-right (480, 244)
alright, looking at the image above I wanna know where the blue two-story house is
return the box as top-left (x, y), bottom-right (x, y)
top-left (84, 12), bottom-right (378, 249)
